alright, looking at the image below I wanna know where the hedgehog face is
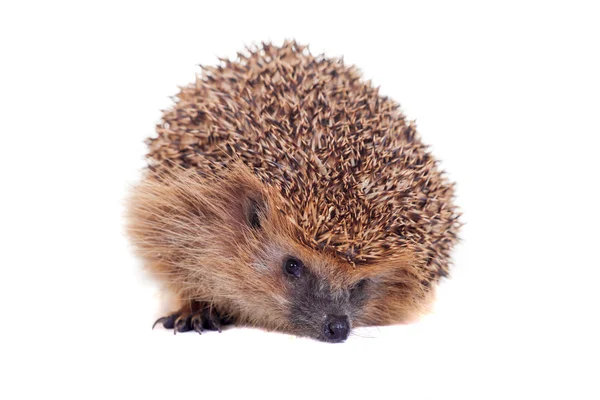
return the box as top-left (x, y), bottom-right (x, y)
top-left (242, 209), bottom-right (426, 342)
top-left (217, 171), bottom-right (375, 342)
top-left (241, 204), bottom-right (383, 342)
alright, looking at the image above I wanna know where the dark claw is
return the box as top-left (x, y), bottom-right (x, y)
top-left (191, 314), bottom-right (204, 334)
top-left (152, 313), bottom-right (178, 330)
top-left (174, 316), bottom-right (192, 333)
top-left (152, 304), bottom-right (235, 335)
top-left (204, 311), bottom-right (222, 332)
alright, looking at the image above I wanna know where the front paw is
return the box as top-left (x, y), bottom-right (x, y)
top-left (152, 303), bottom-right (234, 334)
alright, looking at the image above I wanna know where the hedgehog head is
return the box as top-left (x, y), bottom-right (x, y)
top-left (130, 163), bottom-right (436, 342)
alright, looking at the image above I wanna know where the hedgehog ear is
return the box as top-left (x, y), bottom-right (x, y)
top-left (244, 194), bottom-right (267, 229)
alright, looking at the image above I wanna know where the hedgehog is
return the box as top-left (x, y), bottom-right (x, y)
top-left (126, 41), bottom-right (460, 343)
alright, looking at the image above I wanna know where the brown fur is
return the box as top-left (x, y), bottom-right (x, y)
top-left (126, 41), bottom-right (460, 340)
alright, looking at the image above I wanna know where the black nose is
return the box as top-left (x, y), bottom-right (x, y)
top-left (324, 315), bottom-right (350, 341)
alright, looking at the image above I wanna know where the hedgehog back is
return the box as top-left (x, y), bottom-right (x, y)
top-left (147, 41), bottom-right (459, 277)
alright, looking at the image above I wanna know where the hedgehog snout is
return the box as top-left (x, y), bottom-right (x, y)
top-left (323, 314), bottom-right (350, 342)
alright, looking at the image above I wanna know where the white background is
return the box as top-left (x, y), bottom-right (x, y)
top-left (1, 1), bottom-right (599, 399)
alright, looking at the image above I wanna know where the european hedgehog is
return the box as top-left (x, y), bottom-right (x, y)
top-left (127, 41), bottom-right (460, 342)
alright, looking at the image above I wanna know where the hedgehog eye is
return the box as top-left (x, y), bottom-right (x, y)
top-left (283, 257), bottom-right (303, 278)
